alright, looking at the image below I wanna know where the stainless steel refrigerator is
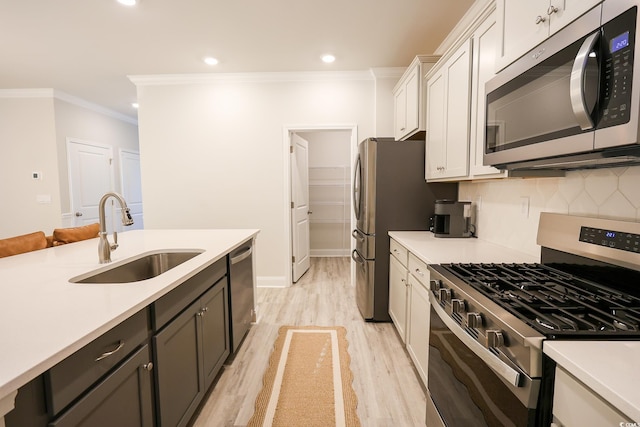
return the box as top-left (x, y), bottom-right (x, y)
top-left (351, 137), bottom-right (458, 321)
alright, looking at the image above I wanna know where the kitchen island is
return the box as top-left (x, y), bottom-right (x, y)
top-left (0, 228), bottom-right (259, 427)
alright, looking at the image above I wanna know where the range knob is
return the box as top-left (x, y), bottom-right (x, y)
top-left (429, 279), bottom-right (442, 293)
top-left (451, 299), bottom-right (466, 314)
top-left (466, 312), bottom-right (482, 328)
top-left (438, 288), bottom-right (452, 303)
top-left (485, 330), bottom-right (505, 348)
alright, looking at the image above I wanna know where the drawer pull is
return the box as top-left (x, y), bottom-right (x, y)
top-left (95, 340), bottom-right (125, 362)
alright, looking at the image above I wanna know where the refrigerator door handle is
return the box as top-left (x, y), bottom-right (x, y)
top-left (353, 155), bottom-right (362, 220)
top-left (351, 249), bottom-right (365, 265)
top-left (352, 229), bottom-right (365, 241)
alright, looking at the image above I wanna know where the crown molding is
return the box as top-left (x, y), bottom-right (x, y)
top-left (369, 67), bottom-right (405, 79)
top-left (129, 70), bottom-right (375, 86)
top-left (0, 88), bottom-right (138, 125)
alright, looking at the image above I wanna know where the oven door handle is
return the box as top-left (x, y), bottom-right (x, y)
top-left (570, 31), bottom-right (599, 130)
top-left (430, 293), bottom-right (522, 388)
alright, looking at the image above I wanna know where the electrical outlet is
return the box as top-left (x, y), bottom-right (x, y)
top-left (520, 196), bottom-right (530, 218)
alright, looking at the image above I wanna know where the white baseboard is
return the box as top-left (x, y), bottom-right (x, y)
top-left (310, 249), bottom-right (350, 257)
top-left (257, 276), bottom-right (289, 288)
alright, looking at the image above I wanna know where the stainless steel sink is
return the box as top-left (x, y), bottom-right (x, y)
top-left (70, 250), bottom-right (204, 284)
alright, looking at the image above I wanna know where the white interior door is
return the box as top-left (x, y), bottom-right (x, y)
top-left (291, 133), bottom-right (311, 282)
top-left (67, 140), bottom-right (114, 227)
top-left (119, 149), bottom-right (144, 230)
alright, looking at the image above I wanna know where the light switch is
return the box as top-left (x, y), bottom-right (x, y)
top-left (520, 196), bottom-right (530, 218)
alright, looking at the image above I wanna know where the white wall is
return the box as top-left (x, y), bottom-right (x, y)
top-left (459, 166), bottom-right (640, 257)
top-left (134, 73), bottom-right (377, 286)
top-left (0, 97), bottom-right (60, 238)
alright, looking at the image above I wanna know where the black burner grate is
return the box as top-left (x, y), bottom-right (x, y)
top-left (442, 263), bottom-right (640, 337)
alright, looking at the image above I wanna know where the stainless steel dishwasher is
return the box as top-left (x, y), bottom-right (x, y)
top-left (228, 240), bottom-right (254, 354)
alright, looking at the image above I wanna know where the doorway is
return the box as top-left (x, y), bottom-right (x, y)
top-left (285, 125), bottom-right (357, 285)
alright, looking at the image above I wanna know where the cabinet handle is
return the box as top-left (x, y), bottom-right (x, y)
top-left (95, 340), bottom-right (125, 362)
top-left (400, 127), bottom-right (406, 131)
top-left (414, 268), bottom-right (425, 277)
top-left (143, 362), bottom-right (153, 371)
top-left (535, 15), bottom-right (546, 24)
top-left (547, 5), bottom-right (558, 16)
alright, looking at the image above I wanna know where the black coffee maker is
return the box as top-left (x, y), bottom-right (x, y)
top-left (431, 200), bottom-right (472, 238)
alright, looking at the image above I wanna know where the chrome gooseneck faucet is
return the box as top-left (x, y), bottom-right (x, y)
top-left (98, 192), bottom-right (134, 263)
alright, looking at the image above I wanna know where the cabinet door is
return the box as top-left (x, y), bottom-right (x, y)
top-left (442, 38), bottom-right (472, 179)
top-left (469, 12), bottom-right (508, 179)
top-left (406, 274), bottom-right (430, 388)
top-left (425, 71), bottom-right (446, 179)
top-left (497, 0), bottom-right (549, 70)
top-left (549, 0), bottom-right (602, 35)
top-left (404, 65), bottom-right (420, 137)
top-left (201, 281), bottom-right (230, 390)
top-left (553, 367), bottom-right (632, 426)
top-left (49, 345), bottom-right (154, 427)
top-left (394, 85), bottom-right (408, 140)
top-left (153, 302), bottom-right (204, 427)
top-left (388, 254), bottom-right (408, 343)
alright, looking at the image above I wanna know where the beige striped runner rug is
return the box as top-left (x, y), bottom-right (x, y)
top-left (247, 326), bottom-right (361, 427)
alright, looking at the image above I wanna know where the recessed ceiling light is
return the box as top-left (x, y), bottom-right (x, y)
top-left (117, 0), bottom-right (137, 6)
top-left (203, 57), bottom-right (219, 66)
top-left (131, 102), bottom-right (139, 109)
top-left (322, 54), bottom-right (336, 64)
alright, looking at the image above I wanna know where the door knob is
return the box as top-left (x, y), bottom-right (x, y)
top-left (75, 212), bottom-right (83, 217)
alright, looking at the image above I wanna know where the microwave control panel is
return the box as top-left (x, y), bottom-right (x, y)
top-left (599, 6), bottom-right (636, 128)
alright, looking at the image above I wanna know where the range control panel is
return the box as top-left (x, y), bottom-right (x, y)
top-left (579, 226), bottom-right (640, 253)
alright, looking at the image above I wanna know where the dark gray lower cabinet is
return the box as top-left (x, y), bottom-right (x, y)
top-left (153, 278), bottom-right (229, 427)
top-left (48, 344), bottom-right (154, 427)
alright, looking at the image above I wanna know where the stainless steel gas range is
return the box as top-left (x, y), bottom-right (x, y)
top-left (426, 213), bottom-right (640, 427)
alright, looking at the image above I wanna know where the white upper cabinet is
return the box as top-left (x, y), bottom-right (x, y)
top-left (425, 37), bottom-right (473, 181)
top-left (496, 0), bottom-right (602, 70)
top-left (469, 11), bottom-right (508, 179)
top-left (393, 55), bottom-right (439, 141)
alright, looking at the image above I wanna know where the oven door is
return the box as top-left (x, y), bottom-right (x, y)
top-left (427, 293), bottom-right (540, 427)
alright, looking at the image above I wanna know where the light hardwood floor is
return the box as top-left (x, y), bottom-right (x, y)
top-left (192, 257), bottom-right (426, 427)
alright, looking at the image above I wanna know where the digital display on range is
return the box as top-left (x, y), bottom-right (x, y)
top-left (611, 31), bottom-right (630, 53)
top-left (579, 226), bottom-right (640, 253)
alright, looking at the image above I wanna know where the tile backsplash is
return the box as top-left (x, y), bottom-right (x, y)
top-left (458, 166), bottom-right (640, 257)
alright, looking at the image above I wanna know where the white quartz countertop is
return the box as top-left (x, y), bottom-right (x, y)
top-left (0, 228), bottom-right (259, 404)
top-left (544, 340), bottom-right (640, 422)
top-left (387, 231), bottom-right (539, 264)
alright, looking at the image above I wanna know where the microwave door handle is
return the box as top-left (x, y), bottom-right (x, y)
top-left (429, 292), bottom-right (522, 388)
top-left (570, 31), bottom-right (600, 130)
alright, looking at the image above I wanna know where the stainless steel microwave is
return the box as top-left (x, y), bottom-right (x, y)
top-left (484, 1), bottom-right (640, 171)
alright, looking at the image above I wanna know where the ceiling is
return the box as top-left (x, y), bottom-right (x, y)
top-left (1, 0), bottom-right (475, 120)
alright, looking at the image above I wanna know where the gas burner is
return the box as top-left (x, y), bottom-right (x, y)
top-left (440, 262), bottom-right (640, 337)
